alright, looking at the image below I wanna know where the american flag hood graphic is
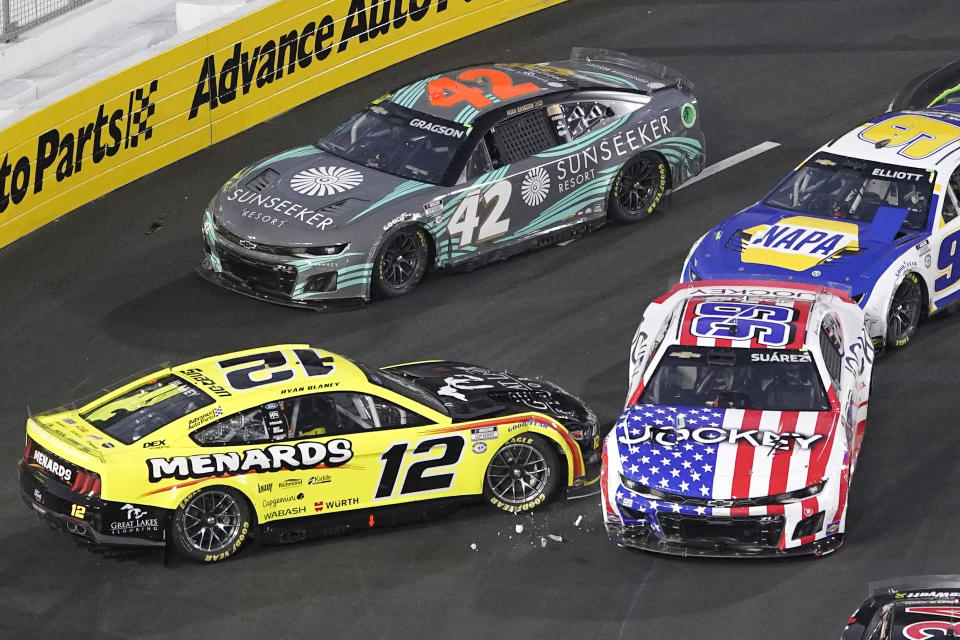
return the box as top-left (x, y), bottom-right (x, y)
top-left (613, 404), bottom-right (839, 505)
top-left (603, 400), bottom-right (849, 555)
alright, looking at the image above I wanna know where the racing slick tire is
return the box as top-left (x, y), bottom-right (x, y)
top-left (169, 486), bottom-right (252, 563)
top-left (372, 226), bottom-right (430, 298)
top-left (886, 272), bottom-right (923, 348)
top-left (608, 152), bottom-right (668, 223)
top-left (483, 435), bottom-right (561, 513)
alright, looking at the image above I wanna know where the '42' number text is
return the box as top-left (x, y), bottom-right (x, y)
top-left (447, 180), bottom-right (512, 248)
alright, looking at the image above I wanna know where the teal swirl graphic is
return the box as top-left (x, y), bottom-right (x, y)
top-left (245, 146), bottom-right (321, 176)
top-left (496, 164), bottom-right (621, 242)
top-left (349, 180), bottom-right (432, 223)
top-left (390, 75), bottom-right (442, 109)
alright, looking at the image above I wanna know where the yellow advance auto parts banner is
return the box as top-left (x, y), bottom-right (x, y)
top-left (0, 0), bottom-right (566, 249)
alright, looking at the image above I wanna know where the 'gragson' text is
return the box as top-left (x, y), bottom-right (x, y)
top-left (146, 440), bottom-right (353, 482)
top-left (409, 119), bottom-right (465, 138)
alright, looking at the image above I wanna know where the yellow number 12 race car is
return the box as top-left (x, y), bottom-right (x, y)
top-left (19, 345), bottom-right (599, 563)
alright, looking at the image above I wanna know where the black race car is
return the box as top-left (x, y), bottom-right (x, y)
top-left (844, 576), bottom-right (960, 639)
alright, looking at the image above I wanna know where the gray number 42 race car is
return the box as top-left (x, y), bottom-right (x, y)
top-left (200, 48), bottom-right (706, 308)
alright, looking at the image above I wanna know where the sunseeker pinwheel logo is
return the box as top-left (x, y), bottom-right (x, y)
top-left (290, 166), bottom-right (363, 197)
top-left (521, 167), bottom-right (551, 206)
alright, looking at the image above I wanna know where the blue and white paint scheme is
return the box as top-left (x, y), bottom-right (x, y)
top-left (682, 105), bottom-right (960, 347)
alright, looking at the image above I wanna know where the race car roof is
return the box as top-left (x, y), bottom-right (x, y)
top-left (676, 295), bottom-right (813, 350)
top-left (385, 62), bottom-right (620, 123)
top-left (824, 105), bottom-right (960, 169)
top-left (169, 344), bottom-right (366, 398)
top-left (653, 280), bottom-right (857, 351)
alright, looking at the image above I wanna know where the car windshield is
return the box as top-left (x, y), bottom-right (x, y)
top-left (81, 375), bottom-right (214, 444)
top-left (763, 152), bottom-right (934, 233)
top-left (638, 346), bottom-right (830, 411)
top-left (359, 365), bottom-right (449, 416)
top-left (318, 103), bottom-right (470, 185)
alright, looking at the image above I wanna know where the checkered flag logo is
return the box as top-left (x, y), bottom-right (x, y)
top-left (125, 79), bottom-right (158, 148)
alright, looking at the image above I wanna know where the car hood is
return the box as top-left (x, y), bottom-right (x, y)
top-left (689, 204), bottom-right (924, 296)
top-left (383, 361), bottom-right (592, 425)
top-left (612, 404), bottom-right (839, 498)
top-left (210, 147), bottom-right (428, 247)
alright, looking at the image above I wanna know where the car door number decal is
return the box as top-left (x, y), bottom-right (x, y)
top-left (427, 68), bottom-right (540, 109)
top-left (217, 349), bottom-right (334, 390)
top-left (447, 180), bottom-right (512, 248)
top-left (374, 435), bottom-right (465, 499)
top-left (859, 114), bottom-right (960, 160)
top-left (936, 227), bottom-right (960, 292)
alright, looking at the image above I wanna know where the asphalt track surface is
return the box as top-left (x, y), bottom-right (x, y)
top-left (3, 1), bottom-right (960, 638)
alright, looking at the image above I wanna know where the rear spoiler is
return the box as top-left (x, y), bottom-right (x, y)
top-left (31, 363), bottom-right (174, 418)
top-left (565, 47), bottom-right (691, 94)
top-left (28, 414), bottom-right (106, 463)
top-left (869, 575), bottom-right (960, 598)
top-left (654, 278), bottom-right (855, 305)
top-left (889, 59), bottom-right (960, 111)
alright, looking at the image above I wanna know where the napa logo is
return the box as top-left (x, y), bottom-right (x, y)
top-left (741, 216), bottom-right (859, 272)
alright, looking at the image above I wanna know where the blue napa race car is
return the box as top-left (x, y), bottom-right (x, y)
top-left (681, 63), bottom-right (960, 348)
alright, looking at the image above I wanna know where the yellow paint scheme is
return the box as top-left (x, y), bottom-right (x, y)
top-left (859, 114), bottom-right (960, 159)
top-left (25, 345), bottom-right (585, 525)
top-left (742, 215), bottom-right (860, 271)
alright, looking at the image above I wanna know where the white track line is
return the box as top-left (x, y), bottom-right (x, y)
top-left (670, 140), bottom-right (781, 193)
top-left (556, 141), bottom-right (780, 246)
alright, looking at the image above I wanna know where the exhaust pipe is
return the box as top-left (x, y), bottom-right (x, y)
top-left (66, 521), bottom-right (87, 536)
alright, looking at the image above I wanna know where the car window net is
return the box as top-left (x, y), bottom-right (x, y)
top-left (491, 109), bottom-right (560, 165)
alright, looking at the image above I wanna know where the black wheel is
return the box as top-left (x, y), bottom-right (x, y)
top-left (372, 226), bottom-right (429, 298)
top-left (483, 435), bottom-right (560, 513)
top-left (608, 152), bottom-right (668, 223)
top-left (886, 272), bottom-right (923, 348)
top-left (169, 486), bottom-right (252, 563)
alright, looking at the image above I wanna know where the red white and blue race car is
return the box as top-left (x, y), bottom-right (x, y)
top-left (601, 280), bottom-right (873, 557)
